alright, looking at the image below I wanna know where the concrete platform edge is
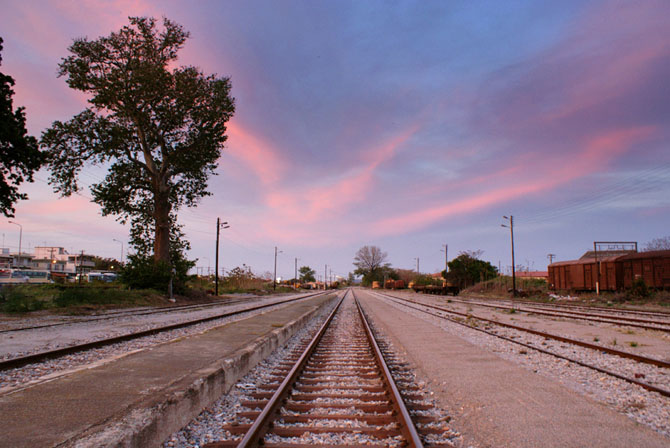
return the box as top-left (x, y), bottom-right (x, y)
top-left (68, 296), bottom-right (335, 448)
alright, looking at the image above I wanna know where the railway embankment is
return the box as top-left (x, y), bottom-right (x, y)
top-left (0, 293), bottom-right (337, 448)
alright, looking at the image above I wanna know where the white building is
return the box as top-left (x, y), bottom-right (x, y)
top-left (27, 247), bottom-right (96, 273)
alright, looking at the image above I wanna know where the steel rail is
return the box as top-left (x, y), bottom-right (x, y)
top-left (353, 289), bottom-right (424, 448)
top-left (0, 291), bottom-right (332, 371)
top-left (465, 294), bottom-right (670, 319)
top-left (379, 292), bottom-right (670, 368)
top-left (374, 291), bottom-right (670, 398)
top-left (448, 297), bottom-right (670, 328)
top-left (235, 291), bottom-right (346, 447)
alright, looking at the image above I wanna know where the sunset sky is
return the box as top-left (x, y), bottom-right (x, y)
top-left (1, 0), bottom-right (669, 280)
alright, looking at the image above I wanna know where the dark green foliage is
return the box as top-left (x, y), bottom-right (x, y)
top-left (299, 266), bottom-right (316, 283)
top-left (0, 286), bottom-right (47, 312)
top-left (119, 252), bottom-right (194, 293)
top-left (93, 256), bottom-right (121, 270)
top-left (40, 17), bottom-right (235, 263)
top-left (443, 251), bottom-right (498, 289)
top-left (53, 287), bottom-right (131, 307)
top-left (0, 37), bottom-right (43, 217)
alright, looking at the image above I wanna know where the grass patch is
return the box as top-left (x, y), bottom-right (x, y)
top-left (629, 341), bottom-right (638, 347)
top-left (0, 283), bottom-right (163, 313)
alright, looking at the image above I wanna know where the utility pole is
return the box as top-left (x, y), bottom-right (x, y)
top-left (414, 257), bottom-right (420, 274)
top-left (501, 215), bottom-right (516, 297)
top-left (273, 246), bottom-right (282, 290)
top-left (8, 220), bottom-right (21, 267)
top-left (215, 218), bottom-right (230, 296)
top-left (547, 253), bottom-right (556, 265)
top-left (324, 264), bottom-right (328, 289)
top-left (441, 244), bottom-right (448, 274)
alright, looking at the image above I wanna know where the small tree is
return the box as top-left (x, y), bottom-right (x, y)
top-left (0, 37), bottom-right (43, 217)
top-left (643, 236), bottom-right (670, 251)
top-left (443, 251), bottom-right (497, 289)
top-left (298, 266), bottom-right (316, 283)
top-left (41, 17), bottom-right (235, 266)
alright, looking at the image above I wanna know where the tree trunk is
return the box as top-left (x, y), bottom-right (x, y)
top-left (154, 190), bottom-right (171, 264)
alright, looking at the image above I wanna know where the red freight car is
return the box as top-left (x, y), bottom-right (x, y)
top-left (548, 256), bottom-right (620, 291)
top-left (548, 250), bottom-right (670, 292)
top-left (617, 250), bottom-right (670, 289)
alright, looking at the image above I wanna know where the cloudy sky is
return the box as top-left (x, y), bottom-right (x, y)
top-left (1, 0), bottom-right (669, 280)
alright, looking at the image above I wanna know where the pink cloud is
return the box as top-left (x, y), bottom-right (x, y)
top-left (372, 125), bottom-right (658, 235)
top-left (260, 124), bottom-right (418, 233)
top-left (224, 121), bottom-right (288, 185)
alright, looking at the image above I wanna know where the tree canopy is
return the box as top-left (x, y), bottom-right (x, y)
top-left (298, 266), bottom-right (316, 283)
top-left (443, 250), bottom-right (497, 289)
top-left (0, 37), bottom-right (43, 217)
top-left (41, 17), bottom-right (235, 264)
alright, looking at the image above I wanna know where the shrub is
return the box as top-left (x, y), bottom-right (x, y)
top-left (0, 286), bottom-right (48, 313)
top-left (53, 286), bottom-right (130, 307)
top-left (120, 254), bottom-right (194, 293)
top-left (628, 278), bottom-right (651, 299)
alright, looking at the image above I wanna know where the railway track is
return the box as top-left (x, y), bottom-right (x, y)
top-left (203, 289), bottom-right (452, 447)
top-left (498, 298), bottom-right (670, 319)
top-left (0, 291), bottom-right (331, 372)
top-left (438, 296), bottom-right (670, 332)
top-left (0, 295), bottom-right (270, 334)
top-left (374, 291), bottom-right (670, 398)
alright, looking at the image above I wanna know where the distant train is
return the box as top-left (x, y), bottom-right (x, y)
top-left (548, 250), bottom-right (670, 291)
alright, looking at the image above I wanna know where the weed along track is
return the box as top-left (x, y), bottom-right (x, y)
top-left (201, 289), bottom-right (454, 447)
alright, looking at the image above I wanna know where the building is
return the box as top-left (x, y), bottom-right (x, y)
top-left (5, 246), bottom-right (96, 273)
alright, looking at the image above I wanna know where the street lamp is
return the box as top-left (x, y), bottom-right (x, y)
top-left (294, 257), bottom-right (299, 289)
top-left (273, 246), bottom-right (283, 290)
top-left (8, 220), bottom-right (22, 267)
top-left (215, 218), bottom-right (230, 296)
top-left (501, 215), bottom-right (516, 298)
top-left (112, 238), bottom-right (124, 264)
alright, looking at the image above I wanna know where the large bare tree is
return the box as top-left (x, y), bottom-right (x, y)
top-left (353, 245), bottom-right (392, 286)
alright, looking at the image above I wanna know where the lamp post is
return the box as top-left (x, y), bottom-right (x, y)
top-left (294, 257), bottom-right (299, 289)
top-left (215, 218), bottom-right (230, 296)
top-left (8, 220), bottom-right (22, 267)
top-left (501, 215), bottom-right (516, 298)
top-left (112, 238), bottom-right (124, 264)
top-left (273, 246), bottom-right (282, 291)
